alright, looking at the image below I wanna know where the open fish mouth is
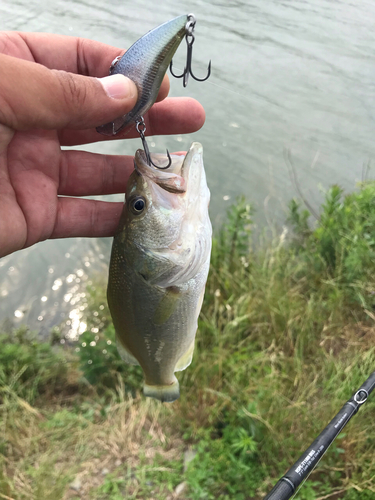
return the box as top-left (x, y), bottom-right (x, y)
top-left (134, 142), bottom-right (204, 194)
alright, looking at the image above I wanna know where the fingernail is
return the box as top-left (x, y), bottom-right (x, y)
top-left (99, 74), bottom-right (137, 100)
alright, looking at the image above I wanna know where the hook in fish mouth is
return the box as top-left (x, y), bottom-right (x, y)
top-left (135, 117), bottom-right (172, 170)
top-left (134, 142), bottom-right (204, 197)
top-left (134, 149), bottom-right (186, 193)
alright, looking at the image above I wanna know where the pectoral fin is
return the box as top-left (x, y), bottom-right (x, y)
top-left (153, 286), bottom-right (181, 325)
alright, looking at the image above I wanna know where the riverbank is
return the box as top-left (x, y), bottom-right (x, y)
top-left (1, 183), bottom-right (374, 500)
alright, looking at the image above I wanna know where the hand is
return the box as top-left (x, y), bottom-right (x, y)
top-left (0, 32), bottom-right (205, 258)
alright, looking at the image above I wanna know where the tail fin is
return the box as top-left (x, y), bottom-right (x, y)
top-left (143, 377), bottom-right (180, 403)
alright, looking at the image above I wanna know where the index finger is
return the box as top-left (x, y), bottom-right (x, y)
top-left (0, 31), bottom-right (119, 78)
top-left (0, 32), bottom-right (170, 99)
top-left (1, 32), bottom-right (122, 76)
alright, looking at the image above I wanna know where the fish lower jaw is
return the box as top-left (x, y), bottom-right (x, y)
top-left (143, 377), bottom-right (180, 403)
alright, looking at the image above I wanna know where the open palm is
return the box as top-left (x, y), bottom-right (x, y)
top-left (0, 32), bottom-right (205, 257)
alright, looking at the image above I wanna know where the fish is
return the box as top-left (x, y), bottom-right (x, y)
top-left (107, 142), bottom-right (212, 402)
top-left (97, 15), bottom-right (188, 136)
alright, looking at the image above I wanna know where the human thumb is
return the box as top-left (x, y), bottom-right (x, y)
top-left (0, 53), bottom-right (138, 131)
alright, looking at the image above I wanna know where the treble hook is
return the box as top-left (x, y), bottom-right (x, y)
top-left (169, 13), bottom-right (211, 88)
top-left (135, 117), bottom-right (172, 170)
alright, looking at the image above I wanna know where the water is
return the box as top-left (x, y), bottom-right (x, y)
top-left (1, 0), bottom-right (375, 334)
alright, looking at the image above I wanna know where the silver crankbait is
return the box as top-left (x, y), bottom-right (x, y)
top-left (97, 14), bottom-right (210, 168)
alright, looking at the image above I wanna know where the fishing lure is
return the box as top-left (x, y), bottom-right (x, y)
top-left (97, 14), bottom-right (210, 168)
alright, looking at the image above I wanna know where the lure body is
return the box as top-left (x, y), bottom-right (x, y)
top-left (97, 15), bottom-right (187, 136)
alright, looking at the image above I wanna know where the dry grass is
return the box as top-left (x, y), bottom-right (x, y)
top-left (1, 390), bottom-right (184, 500)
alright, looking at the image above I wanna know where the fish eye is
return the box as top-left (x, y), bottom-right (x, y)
top-left (130, 196), bottom-right (146, 215)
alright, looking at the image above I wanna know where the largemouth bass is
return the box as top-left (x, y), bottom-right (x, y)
top-left (107, 143), bottom-right (212, 402)
top-left (97, 15), bottom-right (188, 136)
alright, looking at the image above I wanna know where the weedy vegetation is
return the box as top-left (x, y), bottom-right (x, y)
top-left (0, 182), bottom-right (374, 499)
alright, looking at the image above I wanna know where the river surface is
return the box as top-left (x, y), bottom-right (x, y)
top-left (1, 0), bottom-right (375, 336)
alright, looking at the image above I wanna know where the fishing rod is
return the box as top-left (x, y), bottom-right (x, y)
top-left (263, 370), bottom-right (375, 500)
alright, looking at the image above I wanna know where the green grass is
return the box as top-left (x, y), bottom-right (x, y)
top-left (0, 182), bottom-right (375, 499)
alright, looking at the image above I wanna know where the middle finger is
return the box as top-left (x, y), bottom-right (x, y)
top-left (58, 97), bottom-right (205, 147)
top-left (58, 150), bottom-right (134, 196)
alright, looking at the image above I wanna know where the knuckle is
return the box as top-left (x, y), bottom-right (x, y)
top-left (0, 95), bottom-right (18, 129)
top-left (89, 200), bottom-right (99, 233)
top-left (54, 70), bottom-right (88, 115)
top-left (76, 37), bottom-right (90, 76)
top-left (101, 155), bottom-right (115, 194)
top-left (0, 123), bottom-right (15, 152)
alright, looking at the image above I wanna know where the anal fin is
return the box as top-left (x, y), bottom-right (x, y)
top-left (175, 339), bottom-right (195, 372)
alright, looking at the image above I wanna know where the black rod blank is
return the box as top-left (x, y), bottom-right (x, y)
top-left (263, 371), bottom-right (375, 500)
